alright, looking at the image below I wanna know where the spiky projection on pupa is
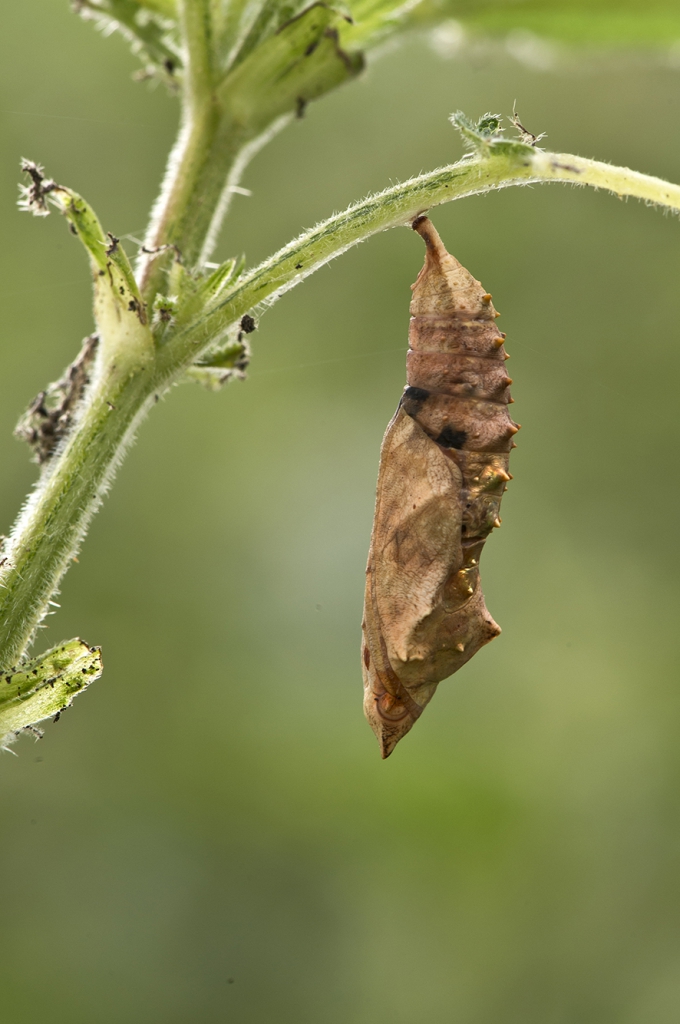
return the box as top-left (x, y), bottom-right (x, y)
top-left (361, 216), bottom-right (519, 758)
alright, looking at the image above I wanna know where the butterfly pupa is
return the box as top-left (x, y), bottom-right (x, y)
top-left (361, 217), bottom-right (518, 758)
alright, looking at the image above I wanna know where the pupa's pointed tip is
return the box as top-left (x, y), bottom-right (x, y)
top-left (367, 709), bottom-right (417, 759)
top-left (367, 716), bottom-right (402, 759)
top-left (379, 731), bottom-right (399, 759)
top-left (362, 659), bottom-right (420, 758)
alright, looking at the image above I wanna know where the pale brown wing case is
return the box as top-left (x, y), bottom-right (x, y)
top-left (361, 217), bottom-right (518, 757)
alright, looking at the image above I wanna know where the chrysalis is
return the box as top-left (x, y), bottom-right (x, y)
top-left (361, 217), bottom-right (518, 757)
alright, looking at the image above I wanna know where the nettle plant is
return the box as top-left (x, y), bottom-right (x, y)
top-left (1, 0), bottom-right (680, 750)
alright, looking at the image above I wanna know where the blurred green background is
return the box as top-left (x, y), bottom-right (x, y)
top-left (3, 3), bottom-right (680, 1022)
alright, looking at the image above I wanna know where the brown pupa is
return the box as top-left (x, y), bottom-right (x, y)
top-left (361, 216), bottom-right (518, 758)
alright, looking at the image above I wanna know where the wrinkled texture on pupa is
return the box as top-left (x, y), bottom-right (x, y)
top-left (361, 217), bottom-right (518, 757)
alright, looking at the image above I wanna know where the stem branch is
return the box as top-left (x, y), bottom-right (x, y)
top-left (161, 148), bottom-right (680, 376)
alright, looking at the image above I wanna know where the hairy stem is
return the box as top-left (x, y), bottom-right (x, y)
top-left (2, 146), bottom-right (679, 669)
top-left (0, 371), bottom-right (155, 672)
top-left (139, 115), bottom-right (242, 301)
top-left (159, 148), bottom-right (680, 375)
top-left (178, 0), bottom-right (213, 110)
top-left (139, 0), bottom-right (218, 300)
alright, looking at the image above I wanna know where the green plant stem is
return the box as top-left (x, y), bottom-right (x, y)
top-left (0, 372), bottom-right (156, 672)
top-left (140, 113), bottom-right (236, 301)
top-left (178, 0), bottom-right (213, 110)
top-left (1, 146), bottom-right (679, 670)
top-left (140, 0), bottom-right (217, 301)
